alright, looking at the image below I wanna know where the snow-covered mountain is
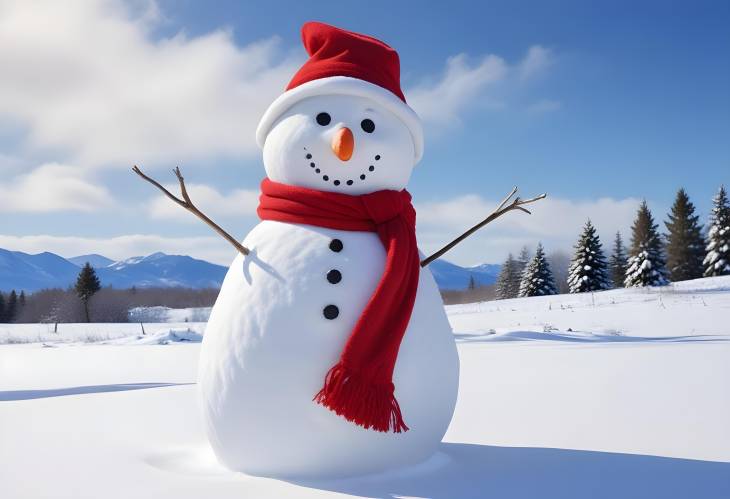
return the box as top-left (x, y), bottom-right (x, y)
top-left (0, 247), bottom-right (499, 292)
top-left (98, 252), bottom-right (227, 289)
top-left (0, 249), bottom-right (83, 292)
top-left (67, 254), bottom-right (115, 268)
top-left (0, 250), bottom-right (227, 292)
top-left (429, 259), bottom-right (501, 290)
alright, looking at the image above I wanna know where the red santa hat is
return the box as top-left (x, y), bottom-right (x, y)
top-left (256, 22), bottom-right (424, 162)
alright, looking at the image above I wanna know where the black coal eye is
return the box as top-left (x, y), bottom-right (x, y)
top-left (316, 112), bottom-right (331, 126)
top-left (361, 119), bottom-right (375, 133)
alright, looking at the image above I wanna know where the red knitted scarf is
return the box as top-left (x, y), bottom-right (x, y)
top-left (257, 178), bottom-right (419, 433)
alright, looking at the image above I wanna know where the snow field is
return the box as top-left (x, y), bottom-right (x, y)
top-left (1, 276), bottom-right (729, 497)
top-left (0, 321), bottom-right (206, 345)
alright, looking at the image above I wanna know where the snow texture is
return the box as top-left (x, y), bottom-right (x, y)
top-left (199, 221), bottom-right (459, 477)
top-left (2, 276), bottom-right (729, 498)
top-left (0, 321), bottom-right (206, 345)
top-left (128, 306), bottom-right (212, 323)
top-left (261, 94), bottom-right (418, 195)
top-left (625, 250), bottom-right (669, 287)
top-left (195, 91), bottom-right (456, 478)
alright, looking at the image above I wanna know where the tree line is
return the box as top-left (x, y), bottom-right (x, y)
top-left (494, 185), bottom-right (730, 299)
top-left (0, 262), bottom-right (219, 324)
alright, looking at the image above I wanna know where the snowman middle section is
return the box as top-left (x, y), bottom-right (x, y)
top-left (198, 220), bottom-right (459, 477)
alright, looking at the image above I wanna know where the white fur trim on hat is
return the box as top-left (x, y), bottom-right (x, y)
top-left (255, 76), bottom-right (424, 163)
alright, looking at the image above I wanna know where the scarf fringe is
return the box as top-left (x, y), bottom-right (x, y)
top-left (313, 363), bottom-right (409, 433)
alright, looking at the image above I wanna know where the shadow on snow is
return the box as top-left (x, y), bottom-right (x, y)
top-left (454, 331), bottom-right (730, 344)
top-left (0, 382), bottom-right (194, 401)
top-left (291, 442), bottom-right (730, 499)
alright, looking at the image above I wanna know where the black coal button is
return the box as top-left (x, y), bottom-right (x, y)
top-left (323, 305), bottom-right (339, 320)
top-left (327, 269), bottom-right (342, 284)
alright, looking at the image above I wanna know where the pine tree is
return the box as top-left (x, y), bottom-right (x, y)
top-left (16, 290), bottom-right (26, 323)
top-left (495, 253), bottom-right (521, 299)
top-left (609, 231), bottom-right (628, 288)
top-left (6, 290), bottom-right (18, 323)
top-left (519, 243), bottom-right (558, 297)
top-left (568, 220), bottom-right (610, 293)
top-left (0, 293), bottom-right (5, 323)
top-left (468, 274), bottom-right (476, 291)
top-left (517, 246), bottom-right (530, 276)
top-left (624, 201), bottom-right (668, 287)
top-left (75, 263), bottom-right (101, 323)
top-left (664, 188), bottom-right (705, 281)
top-left (704, 185), bottom-right (730, 277)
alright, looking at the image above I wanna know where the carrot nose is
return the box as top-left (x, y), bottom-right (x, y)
top-left (331, 127), bottom-right (354, 161)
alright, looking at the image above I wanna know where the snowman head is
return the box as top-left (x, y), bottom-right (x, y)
top-left (256, 23), bottom-right (423, 195)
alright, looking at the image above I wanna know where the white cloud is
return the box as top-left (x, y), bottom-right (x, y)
top-left (0, 0), bottom-right (300, 168)
top-left (416, 193), bottom-right (644, 265)
top-left (0, 234), bottom-right (239, 266)
top-left (147, 183), bottom-right (259, 222)
top-left (408, 54), bottom-right (508, 126)
top-left (0, 2), bottom-right (571, 267)
top-left (1, 194), bottom-right (649, 267)
top-left (0, 1), bottom-right (557, 171)
top-left (407, 45), bottom-right (556, 129)
top-left (0, 163), bottom-right (113, 213)
top-left (519, 45), bottom-right (554, 81)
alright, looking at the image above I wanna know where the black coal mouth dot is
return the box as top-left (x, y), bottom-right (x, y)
top-left (304, 151), bottom-right (381, 187)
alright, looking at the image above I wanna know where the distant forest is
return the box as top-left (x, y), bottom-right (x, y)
top-left (445, 185), bottom-right (729, 304)
top-left (0, 286), bottom-right (218, 324)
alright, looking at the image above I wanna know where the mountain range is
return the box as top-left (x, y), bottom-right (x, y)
top-left (0, 249), bottom-right (227, 292)
top-left (0, 248), bottom-right (500, 293)
top-left (428, 260), bottom-right (501, 290)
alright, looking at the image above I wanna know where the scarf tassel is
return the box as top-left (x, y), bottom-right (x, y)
top-left (313, 363), bottom-right (409, 433)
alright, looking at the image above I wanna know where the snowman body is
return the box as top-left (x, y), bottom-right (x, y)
top-left (198, 221), bottom-right (458, 477)
top-left (198, 33), bottom-right (460, 477)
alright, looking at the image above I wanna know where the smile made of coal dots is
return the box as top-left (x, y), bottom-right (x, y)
top-left (304, 148), bottom-right (380, 187)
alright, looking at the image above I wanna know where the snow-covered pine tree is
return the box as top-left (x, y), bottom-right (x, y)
top-left (517, 246), bottom-right (530, 275)
top-left (567, 220), bottom-right (610, 293)
top-left (519, 243), bottom-right (558, 297)
top-left (495, 253), bottom-right (520, 299)
top-left (513, 246), bottom-right (530, 295)
top-left (624, 201), bottom-right (668, 287)
top-left (547, 250), bottom-right (570, 294)
top-left (609, 231), bottom-right (628, 288)
top-left (704, 185), bottom-right (730, 277)
top-left (664, 188), bottom-right (706, 281)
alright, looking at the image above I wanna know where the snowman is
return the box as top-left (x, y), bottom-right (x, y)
top-left (134, 21), bottom-right (543, 479)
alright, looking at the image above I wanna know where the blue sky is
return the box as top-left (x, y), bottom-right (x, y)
top-left (0, 0), bottom-right (728, 265)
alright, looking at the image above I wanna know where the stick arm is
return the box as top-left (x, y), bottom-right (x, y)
top-left (420, 188), bottom-right (546, 268)
top-left (132, 165), bottom-right (249, 256)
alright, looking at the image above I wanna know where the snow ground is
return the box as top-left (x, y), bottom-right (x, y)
top-left (128, 306), bottom-right (211, 323)
top-left (0, 321), bottom-right (206, 345)
top-left (1, 277), bottom-right (729, 498)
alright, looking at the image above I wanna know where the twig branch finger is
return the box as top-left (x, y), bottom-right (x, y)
top-left (132, 165), bottom-right (249, 256)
